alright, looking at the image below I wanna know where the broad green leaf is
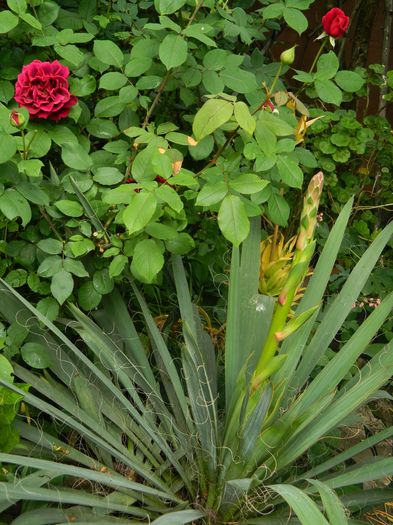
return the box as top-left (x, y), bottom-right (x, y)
top-left (202, 70), bottom-right (225, 93)
top-left (50, 269), bottom-right (73, 305)
top-left (315, 79), bottom-right (342, 106)
top-left (63, 258), bottom-right (89, 277)
top-left (37, 1), bottom-right (60, 26)
top-left (93, 167), bottom-right (123, 185)
top-left (94, 96), bottom-right (125, 117)
top-left (220, 68), bottom-right (258, 94)
top-left (54, 200), bottom-right (83, 217)
top-left (165, 233), bottom-right (195, 254)
top-left (69, 74), bottom-right (96, 96)
top-left (193, 99), bottom-right (234, 141)
top-left (262, 4), bottom-right (284, 19)
top-left (125, 56), bottom-right (152, 77)
top-left (316, 51), bottom-right (340, 80)
top-left (7, 0), bottom-right (27, 15)
top-left (0, 133), bottom-right (17, 163)
top-left (0, 188), bottom-right (31, 226)
top-left (218, 194), bottom-right (250, 247)
top-left (78, 281), bottom-right (102, 310)
top-left (61, 143), bottom-right (92, 171)
top-left (154, 0), bottom-right (186, 15)
top-left (86, 118), bottom-right (119, 139)
top-left (0, 10), bottom-right (19, 33)
top-left (258, 111), bottom-right (294, 137)
top-left (335, 70), bottom-right (365, 92)
top-left (19, 12), bottom-right (41, 29)
top-left (131, 239), bottom-right (164, 283)
top-left (234, 101), bottom-right (256, 135)
top-left (183, 24), bottom-right (216, 47)
top-left (267, 192), bottom-right (289, 226)
top-left (145, 222), bottom-right (178, 240)
top-left (18, 159), bottom-right (44, 178)
top-left (229, 174), bottom-right (269, 194)
top-left (54, 44), bottom-right (83, 67)
top-left (99, 72), bottom-right (127, 90)
top-left (36, 296), bottom-right (59, 322)
top-left (276, 156), bottom-right (303, 188)
top-left (37, 238), bottom-right (63, 255)
top-left (123, 192), bottom-right (157, 234)
top-left (93, 269), bottom-right (114, 295)
top-left (159, 34), bottom-right (188, 70)
top-left (155, 184), bottom-right (183, 212)
top-left (196, 180), bottom-right (228, 206)
top-left (283, 7), bottom-right (308, 34)
top-left (20, 342), bottom-right (51, 369)
top-left (0, 355), bottom-right (13, 382)
top-left (109, 254), bottom-right (128, 278)
top-left (93, 40), bottom-right (124, 68)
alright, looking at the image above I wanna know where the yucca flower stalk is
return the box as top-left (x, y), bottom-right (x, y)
top-left (253, 171), bottom-right (324, 390)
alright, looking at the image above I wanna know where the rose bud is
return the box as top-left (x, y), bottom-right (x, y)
top-left (280, 45), bottom-right (296, 66)
top-left (322, 8), bottom-right (349, 38)
top-left (9, 110), bottom-right (25, 129)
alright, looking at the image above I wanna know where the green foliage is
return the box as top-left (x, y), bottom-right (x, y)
top-left (0, 0), bottom-right (371, 314)
top-left (0, 203), bottom-right (392, 524)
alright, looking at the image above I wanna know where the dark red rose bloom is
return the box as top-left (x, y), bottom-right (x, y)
top-left (322, 8), bottom-right (349, 38)
top-left (14, 60), bottom-right (77, 121)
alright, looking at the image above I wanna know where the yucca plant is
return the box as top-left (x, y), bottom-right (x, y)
top-left (0, 180), bottom-right (393, 524)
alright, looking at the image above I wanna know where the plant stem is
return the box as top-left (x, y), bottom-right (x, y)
top-left (20, 129), bottom-right (27, 160)
top-left (141, 71), bottom-right (171, 130)
top-left (186, 0), bottom-right (204, 28)
top-left (39, 207), bottom-right (63, 242)
top-left (308, 38), bottom-right (327, 75)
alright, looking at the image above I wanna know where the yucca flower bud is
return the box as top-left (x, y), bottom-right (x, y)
top-left (280, 45), bottom-right (296, 66)
top-left (296, 171), bottom-right (324, 251)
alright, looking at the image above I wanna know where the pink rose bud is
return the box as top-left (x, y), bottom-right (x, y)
top-left (322, 8), bottom-right (349, 38)
top-left (9, 110), bottom-right (25, 128)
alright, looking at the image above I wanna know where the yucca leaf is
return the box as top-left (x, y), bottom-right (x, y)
top-left (172, 255), bottom-right (217, 397)
top-left (301, 424), bottom-right (393, 479)
top-left (274, 340), bottom-right (393, 469)
top-left (268, 484), bottom-right (329, 524)
top-left (151, 509), bottom-right (205, 524)
top-left (0, 483), bottom-right (148, 517)
top-left (0, 454), bottom-right (174, 501)
top-left (321, 456), bottom-right (393, 489)
top-left (340, 489), bottom-right (393, 511)
top-left (129, 279), bottom-right (190, 426)
top-left (11, 507), bottom-right (136, 525)
top-left (0, 379), bottom-right (175, 497)
top-left (0, 470), bottom-right (56, 514)
top-left (294, 219), bottom-right (393, 389)
top-left (288, 291), bottom-right (393, 418)
top-left (306, 479), bottom-right (348, 524)
top-left (225, 218), bottom-right (273, 413)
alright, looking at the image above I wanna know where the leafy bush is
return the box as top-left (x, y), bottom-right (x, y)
top-left (0, 0), bottom-right (368, 315)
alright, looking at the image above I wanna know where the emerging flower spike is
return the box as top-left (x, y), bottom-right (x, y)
top-left (321, 8), bottom-right (349, 38)
top-left (14, 60), bottom-right (77, 121)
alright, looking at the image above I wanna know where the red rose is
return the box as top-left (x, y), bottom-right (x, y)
top-left (322, 8), bottom-right (349, 38)
top-left (14, 60), bottom-right (77, 121)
